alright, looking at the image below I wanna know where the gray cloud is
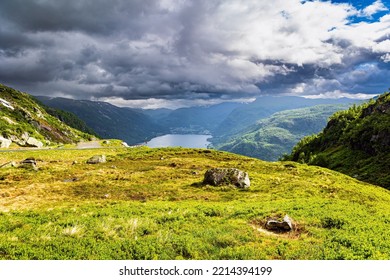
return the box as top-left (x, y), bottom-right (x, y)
top-left (0, 0), bottom-right (389, 108)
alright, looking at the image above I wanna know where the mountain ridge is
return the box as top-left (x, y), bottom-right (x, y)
top-left (0, 84), bottom-right (94, 148)
top-left (285, 90), bottom-right (390, 189)
top-left (36, 96), bottom-right (165, 145)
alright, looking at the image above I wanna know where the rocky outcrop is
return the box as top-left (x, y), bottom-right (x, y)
top-left (0, 137), bottom-right (12, 148)
top-left (203, 168), bottom-right (250, 188)
top-left (0, 84), bottom-right (95, 149)
top-left (87, 155), bottom-right (106, 164)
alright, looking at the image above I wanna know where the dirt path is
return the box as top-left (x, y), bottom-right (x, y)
top-left (76, 141), bottom-right (102, 149)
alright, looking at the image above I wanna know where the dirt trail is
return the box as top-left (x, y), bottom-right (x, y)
top-left (76, 141), bottom-right (101, 149)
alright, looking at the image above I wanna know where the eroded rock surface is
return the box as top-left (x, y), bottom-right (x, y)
top-left (203, 168), bottom-right (250, 188)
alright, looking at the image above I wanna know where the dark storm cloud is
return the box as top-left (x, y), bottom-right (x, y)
top-left (0, 0), bottom-right (389, 108)
top-left (0, 0), bottom-right (159, 35)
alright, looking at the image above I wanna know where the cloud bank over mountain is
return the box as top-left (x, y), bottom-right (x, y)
top-left (0, 0), bottom-right (389, 108)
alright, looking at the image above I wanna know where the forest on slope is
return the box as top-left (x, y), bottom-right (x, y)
top-left (285, 91), bottom-right (390, 189)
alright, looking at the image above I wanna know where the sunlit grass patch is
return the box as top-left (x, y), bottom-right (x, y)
top-left (1, 147), bottom-right (390, 259)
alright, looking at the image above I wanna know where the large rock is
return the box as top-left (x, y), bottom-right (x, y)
top-left (265, 215), bottom-right (293, 232)
top-left (26, 137), bottom-right (44, 148)
top-left (0, 137), bottom-right (12, 148)
top-left (87, 155), bottom-right (106, 164)
top-left (203, 168), bottom-right (250, 188)
top-left (19, 158), bottom-right (38, 171)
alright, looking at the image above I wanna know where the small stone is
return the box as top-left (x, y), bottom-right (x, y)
top-left (265, 215), bottom-right (293, 232)
top-left (0, 161), bottom-right (17, 168)
top-left (63, 178), bottom-right (78, 183)
top-left (0, 137), bottom-right (12, 148)
top-left (86, 155), bottom-right (106, 164)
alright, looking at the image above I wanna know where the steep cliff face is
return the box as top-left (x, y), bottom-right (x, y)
top-left (0, 84), bottom-right (94, 148)
top-left (286, 91), bottom-right (390, 189)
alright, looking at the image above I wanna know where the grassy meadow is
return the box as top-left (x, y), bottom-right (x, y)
top-left (1, 146), bottom-right (390, 260)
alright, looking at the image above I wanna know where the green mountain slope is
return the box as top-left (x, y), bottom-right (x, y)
top-left (0, 84), bottom-right (94, 147)
top-left (215, 104), bottom-right (351, 161)
top-left (212, 95), bottom-right (356, 141)
top-left (1, 147), bottom-right (390, 259)
top-left (285, 90), bottom-right (390, 189)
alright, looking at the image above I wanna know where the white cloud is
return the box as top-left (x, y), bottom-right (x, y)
top-left (302, 90), bottom-right (378, 100)
top-left (93, 96), bottom-right (255, 109)
top-left (361, 0), bottom-right (388, 18)
top-left (381, 53), bottom-right (390, 62)
top-left (1, 0), bottom-right (389, 107)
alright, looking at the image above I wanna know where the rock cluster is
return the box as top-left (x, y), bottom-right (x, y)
top-left (6, 132), bottom-right (43, 148)
top-left (203, 168), bottom-right (250, 188)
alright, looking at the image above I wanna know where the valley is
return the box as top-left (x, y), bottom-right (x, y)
top-left (1, 83), bottom-right (390, 260)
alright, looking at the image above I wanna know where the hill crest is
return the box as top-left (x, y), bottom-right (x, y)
top-left (0, 84), bottom-right (94, 148)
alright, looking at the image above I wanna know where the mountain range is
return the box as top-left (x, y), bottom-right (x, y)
top-left (36, 96), bottom-right (165, 145)
top-left (36, 93), bottom-right (359, 156)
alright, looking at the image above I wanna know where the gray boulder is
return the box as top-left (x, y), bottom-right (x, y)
top-left (26, 137), bottom-right (44, 148)
top-left (87, 155), bottom-right (106, 164)
top-left (203, 168), bottom-right (250, 188)
top-left (0, 137), bottom-right (12, 148)
top-left (265, 215), bottom-right (293, 232)
top-left (19, 158), bottom-right (38, 171)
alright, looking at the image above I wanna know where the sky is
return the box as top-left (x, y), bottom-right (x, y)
top-left (0, 0), bottom-right (389, 109)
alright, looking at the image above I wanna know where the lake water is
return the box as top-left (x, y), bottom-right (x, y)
top-left (146, 134), bottom-right (212, 148)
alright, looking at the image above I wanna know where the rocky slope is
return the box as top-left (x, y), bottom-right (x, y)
top-left (37, 96), bottom-right (165, 145)
top-left (0, 84), bottom-right (94, 148)
top-left (285, 90), bottom-right (390, 189)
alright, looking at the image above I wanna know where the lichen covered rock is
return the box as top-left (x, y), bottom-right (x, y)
top-left (203, 168), bottom-right (250, 188)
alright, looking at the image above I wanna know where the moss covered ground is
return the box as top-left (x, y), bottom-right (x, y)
top-left (1, 147), bottom-right (390, 260)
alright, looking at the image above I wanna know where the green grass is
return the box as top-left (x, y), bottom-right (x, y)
top-left (1, 147), bottom-right (390, 259)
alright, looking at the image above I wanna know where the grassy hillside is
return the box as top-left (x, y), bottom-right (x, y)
top-left (1, 147), bottom-right (390, 259)
top-left (0, 84), bottom-right (94, 147)
top-left (36, 102), bottom-right (99, 137)
top-left (37, 96), bottom-right (165, 145)
top-left (285, 91), bottom-right (390, 189)
top-left (215, 104), bottom-right (350, 161)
